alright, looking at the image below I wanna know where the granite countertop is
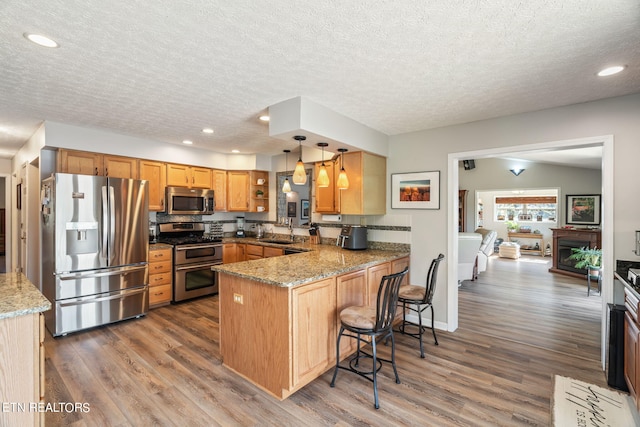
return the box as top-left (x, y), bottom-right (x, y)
top-left (212, 244), bottom-right (409, 288)
top-left (615, 260), bottom-right (640, 299)
top-left (149, 243), bottom-right (174, 250)
top-left (0, 273), bottom-right (51, 320)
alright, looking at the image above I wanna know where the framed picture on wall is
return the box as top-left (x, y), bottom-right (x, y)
top-left (16, 183), bottom-right (21, 210)
top-left (565, 194), bottom-right (601, 225)
top-left (287, 201), bottom-right (296, 218)
top-left (391, 171), bottom-right (440, 209)
top-left (300, 199), bottom-right (309, 219)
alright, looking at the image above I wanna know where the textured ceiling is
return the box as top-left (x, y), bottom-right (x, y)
top-left (1, 1), bottom-right (639, 160)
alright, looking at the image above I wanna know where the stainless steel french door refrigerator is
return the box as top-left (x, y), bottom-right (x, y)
top-left (41, 173), bottom-right (149, 336)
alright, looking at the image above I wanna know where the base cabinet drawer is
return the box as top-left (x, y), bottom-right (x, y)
top-left (149, 246), bottom-right (173, 308)
top-left (149, 284), bottom-right (172, 306)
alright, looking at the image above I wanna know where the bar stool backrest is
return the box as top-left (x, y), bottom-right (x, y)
top-left (375, 267), bottom-right (409, 332)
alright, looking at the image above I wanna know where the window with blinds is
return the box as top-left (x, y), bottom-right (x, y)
top-left (495, 195), bottom-right (557, 222)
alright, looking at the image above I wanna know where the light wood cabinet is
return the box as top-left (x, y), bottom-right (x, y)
top-left (148, 247), bottom-right (172, 307)
top-left (391, 256), bottom-right (410, 287)
top-left (314, 160), bottom-right (340, 214)
top-left (223, 243), bottom-right (237, 264)
top-left (58, 149), bottom-right (139, 178)
top-left (227, 171), bottom-right (250, 211)
top-left (292, 277), bottom-right (337, 387)
top-left (314, 151), bottom-right (386, 215)
top-left (263, 247), bottom-right (284, 258)
top-left (58, 149), bottom-right (103, 175)
top-left (336, 269), bottom-right (367, 354)
top-left (166, 163), bottom-right (212, 189)
top-left (340, 151), bottom-right (386, 215)
top-left (0, 312), bottom-right (45, 426)
top-left (625, 312), bottom-right (638, 405)
top-left (139, 160), bottom-right (167, 211)
top-left (103, 154), bottom-right (139, 178)
top-left (221, 243), bottom-right (247, 263)
top-left (367, 262), bottom-right (391, 307)
top-left (246, 244), bottom-right (263, 260)
top-left (625, 287), bottom-right (640, 409)
top-left (249, 171), bottom-right (269, 213)
top-left (212, 169), bottom-right (227, 212)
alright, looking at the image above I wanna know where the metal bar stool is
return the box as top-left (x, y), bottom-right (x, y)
top-left (396, 253), bottom-right (444, 358)
top-left (330, 267), bottom-right (409, 409)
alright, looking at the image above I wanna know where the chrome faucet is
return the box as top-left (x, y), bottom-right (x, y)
top-left (289, 219), bottom-right (295, 241)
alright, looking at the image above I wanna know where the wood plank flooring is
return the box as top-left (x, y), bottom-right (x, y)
top-left (43, 255), bottom-right (607, 426)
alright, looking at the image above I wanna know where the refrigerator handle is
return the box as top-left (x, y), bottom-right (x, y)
top-left (59, 286), bottom-right (148, 307)
top-left (109, 186), bottom-right (116, 265)
top-left (57, 264), bottom-right (148, 281)
top-left (101, 186), bottom-right (109, 261)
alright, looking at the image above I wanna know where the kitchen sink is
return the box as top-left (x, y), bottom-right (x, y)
top-left (262, 239), bottom-right (294, 245)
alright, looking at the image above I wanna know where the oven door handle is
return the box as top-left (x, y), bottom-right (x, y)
top-left (175, 262), bottom-right (221, 272)
top-left (175, 244), bottom-right (221, 251)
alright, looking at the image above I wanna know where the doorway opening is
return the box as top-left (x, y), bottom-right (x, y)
top-left (448, 135), bottom-right (613, 366)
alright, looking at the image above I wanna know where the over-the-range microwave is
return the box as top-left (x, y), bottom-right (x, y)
top-left (165, 186), bottom-right (215, 215)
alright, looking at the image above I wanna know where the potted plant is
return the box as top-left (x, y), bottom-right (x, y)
top-left (568, 246), bottom-right (602, 277)
top-left (505, 220), bottom-right (518, 232)
top-left (255, 189), bottom-right (264, 198)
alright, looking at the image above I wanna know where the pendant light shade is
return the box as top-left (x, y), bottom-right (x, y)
top-left (337, 148), bottom-right (349, 190)
top-left (316, 142), bottom-right (330, 188)
top-left (292, 135), bottom-right (307, 185)
top-left (282, 150), bottom-right (292, 193)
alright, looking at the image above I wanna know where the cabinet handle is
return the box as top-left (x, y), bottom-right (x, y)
top-left (105, 168), bottom-right (108, 176)
top-left (95, 167), bottom-right (99, 175)
top-left (161, 198), bottom-right (164, 209)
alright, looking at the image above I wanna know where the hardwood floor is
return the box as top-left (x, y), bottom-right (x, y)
top-left (44, 255), bottom-right (606, 426)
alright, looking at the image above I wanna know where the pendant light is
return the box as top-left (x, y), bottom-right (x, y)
top-left (292, 135), bottom-right (307, 185)
top-left (316, 142), bottom-right (330, 188)
top-left (336, 148), bottom-right (349, 190)
top-left (282, 150), bottom-right (292, 193)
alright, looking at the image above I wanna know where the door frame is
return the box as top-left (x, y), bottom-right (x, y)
top-left (447, 134), bottom-right (613, 366)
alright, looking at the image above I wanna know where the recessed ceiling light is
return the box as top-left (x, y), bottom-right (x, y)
top-left (597, 65), bottom-right (625, 77)
top-left (259, 115), bottom-right (270, 122)
top-left (202, 128), bottom-right (214, 134)
top-left (231, 149), bottom-right (240, 153)
top-left (182, 140), bottom-right (193, 145)
top-left (23, 33), bottom-right (59, 48)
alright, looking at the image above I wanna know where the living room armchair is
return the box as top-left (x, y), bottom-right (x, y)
top-left (458, 232), bottom-right (482, 283)
top-left (475, 228), bottom-right (497, 274)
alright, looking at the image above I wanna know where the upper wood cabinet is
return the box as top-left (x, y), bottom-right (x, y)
top-left (58, 149), bottom-right (103, 175)
top-left (227, 171), bottom-right (250, 212)
top-left (139, 160), bottom-right (167, 211)
top-left (103, 155), bottom-right (139, 178)
top-left (314, 152), bottom-right (386, 215)
top-left (58, 149), bottom-right (138, 178)
top-left (339, 151), bottom-right (386, 215)
top-left (166, 163), bottom-right (212, 189)
top-left (212, 170), bottom-right (227, 212)
top-left (314, 160), bottom-right (340, 214)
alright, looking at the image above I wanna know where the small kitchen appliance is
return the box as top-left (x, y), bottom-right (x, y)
top-left (337, 225), bottom-right (368, 250)
top-left (165, 186), bottom-right (215, 215)
top-left (235, 217), bottom-right (246, 238)
top-left (628, 268), bottom-right (640, 286)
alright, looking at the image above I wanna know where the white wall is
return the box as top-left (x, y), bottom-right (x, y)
top-left (388, 93), bottom-right (640, 329)
top-left (460, 157), bottom-right (602, 232)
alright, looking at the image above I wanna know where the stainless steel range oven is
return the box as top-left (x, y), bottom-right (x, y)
top-left (158, 222), bottom-right (222, 302)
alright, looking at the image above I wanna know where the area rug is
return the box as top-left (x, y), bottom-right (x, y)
top-left (552, 375), bottom-right (638, 426)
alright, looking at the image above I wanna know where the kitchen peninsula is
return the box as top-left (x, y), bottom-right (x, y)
top-left (212, 243), bottom-right (410, 399)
